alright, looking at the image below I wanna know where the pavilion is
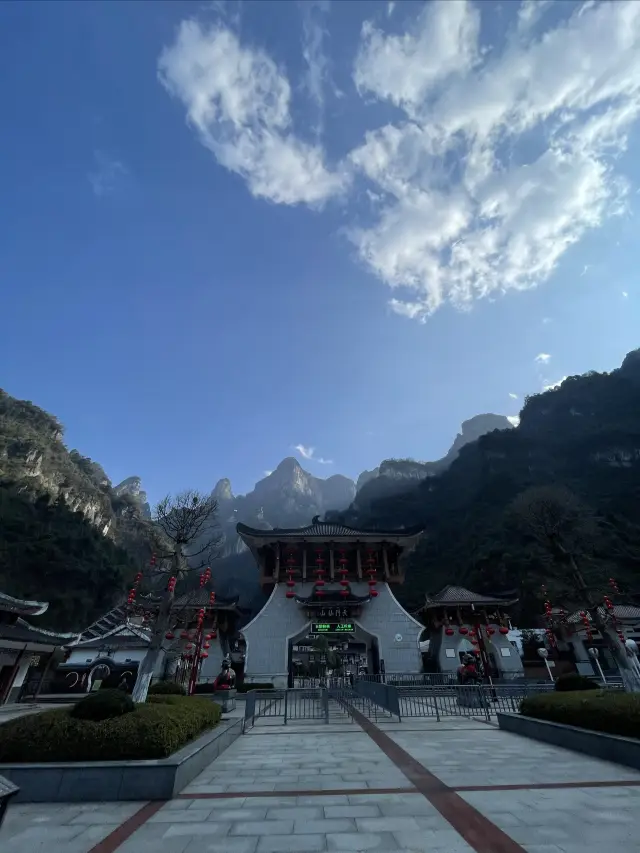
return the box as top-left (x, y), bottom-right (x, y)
top-left (0, 590), bottom-right (77, 705)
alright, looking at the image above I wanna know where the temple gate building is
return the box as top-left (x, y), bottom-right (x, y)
top-left (237, 518), bottom-right (425, 687)
top-left (419, 585), bottom-right (524, 680)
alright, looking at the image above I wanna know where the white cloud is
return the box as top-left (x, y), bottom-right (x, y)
top-left (542, 317), bottom-right (552, 324)
top-left (387, 1), bottom-right (396, 17)
top-left (294, 444), bottom-right (333, 464)
top-left (622, 290), bottom-right (629, 298)
top-left (509, 392), bottom-right (518, 399)
top-left (535, 353), bottom-right (551, 364)
top-left (159, 2), bottom-right (640, 320)
top-left (88, 151), bottom-right (126, 197)
top-left (507, 415), bottom-right (520, 427)
top-left (543, 376), bottom-right (568, 391)
top-left (300, 1), bottom-right (332, 136)
top-left (158, 21), bottom-right (346, 206)
top-left (349, 0), bottom-right (640, 319)
top-left (517, 0), bottom-right (552, 34)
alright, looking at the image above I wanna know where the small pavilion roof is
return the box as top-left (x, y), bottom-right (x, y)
top-left (70, 623), bottom-right (152, 650)
top-left (0, 617), bottom-right (77, 647)
top-left (0, 590), bottom-right (50, 617)
top-left (237, 518), bottom-right (424, 549)
top-left (294, 587), bottom-right (371, 607)
top-left (559, 604), bottom-right (640, 625)
top-left (174, 590), bottom-right (242, 612)
top-left (424, 585), bottom-right (518, 609)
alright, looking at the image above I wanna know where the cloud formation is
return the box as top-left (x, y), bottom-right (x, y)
top-left (88, 151), bottom-right (127, 197)
top-left (543, 376), bottom-right (568, 392)
top-left (535, 353), bottom-right (551, 364)
top-left (509, 392), bottom-right (518, 399)
top-left (159, 21), bottom-right (346, 206)
top-left (294, 443), bottom-right (333, 465)
top-left (160, 1), bottom-right (640, 319)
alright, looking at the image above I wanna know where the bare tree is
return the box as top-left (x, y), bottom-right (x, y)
top-left (131, 490), bottom-right (222, 703)
top-left (510, 485), bottom-right (640, 692)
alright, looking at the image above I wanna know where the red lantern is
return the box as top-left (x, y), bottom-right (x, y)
top-left (286, 591), bottom-right (295, 599)
top-left (205, 633), bottom-right (213, 640)
top-left (499, 626), bottom-right (509, 635)
top-left (165, 632), bottom-right (175, 640)
top-left (185, 643), bottom-right (193, 650)
top-left (211, 630), bottom-right (217, 639)
top-left (209, 591), bottom-right (216, 604)
top-left (286, 580), bottom-right (295, 587)
top-left (316, 589), bottom-right (325, 597)
top-left (370, 589), bottom-right (378, 597)
top-left (316, 579), bottom-right (325, 587)
top-left (340, 589), bottom-right (349, 598)
top-left (203, 642), bottom-right (211, 649)
top-left (445, 627), bottom-right (455, 636)
top-left (471, 638), bottom-right (479, 645)
top-left (486, 627), bottom-right (495, 636)
top-left (459, 627), bottom-right (469, 635)
top-left (340, 579), bottom-right (349, 587)
top-left (200, 651), bottom-right (209, 659)
top-left (180, 631), bottom-right (189, 639)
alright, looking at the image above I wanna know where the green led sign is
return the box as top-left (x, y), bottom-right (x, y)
top-left (311, 622), bottom-right (355, 634)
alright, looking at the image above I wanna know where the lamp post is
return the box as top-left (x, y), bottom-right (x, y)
top-left (537, 646), bottom-right (555, 683)
top-left (587, 647), bottom-right (607, 685)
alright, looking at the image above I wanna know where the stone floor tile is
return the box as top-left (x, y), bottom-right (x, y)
top-left (183, 838), bottom-right (258, 853)
top-left (377, 799), bottom-right (437, 817)
top-left (324, 804), bottom-right (381, 818)
top-left (230, 819), bottom-right (294, 836)
top-left (326, 831), bottom-right (398, 851)
top-left (164, 821), bottom-right (232, 838)
top-left (265, 806), bottom-right (323, 820)
top-left (356, 816), bottom-right (421, 833)
top-left (256, 835), bottom-right (327, 852)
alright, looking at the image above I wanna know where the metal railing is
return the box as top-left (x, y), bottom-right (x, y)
top-left (396, 683), bottom-right (557, 720)
top-left (243, 688), bottom-right (330, 730)
top-left (354, 679), bottom-right (402, 720)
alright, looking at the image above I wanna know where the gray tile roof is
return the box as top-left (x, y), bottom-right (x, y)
top-left (425, 585), bottom-right (518, 607)
top-left (237, 520), bottom-right (424, 540)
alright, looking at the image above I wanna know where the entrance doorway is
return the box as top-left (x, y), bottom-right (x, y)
top-left (287, 623), bottom-right (380, 687)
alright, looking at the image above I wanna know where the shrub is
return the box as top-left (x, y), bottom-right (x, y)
top-left (520, 690), bottom-right (640, 740)
top-left (0, 697), bottom-right (221, 762)
top-left (70, 689), bottom-right (135, 722)
top-left (554, 673), bottom-right (599, 692)
top-left (148, 680), bottom-right (186, 696)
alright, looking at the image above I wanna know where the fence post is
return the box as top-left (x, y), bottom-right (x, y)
top-left (322, 688), bottom-right (329, 723)
top-left (284, 689), bottom-right (288, 725)
top-left (433, 690), bottom-right (441, 722)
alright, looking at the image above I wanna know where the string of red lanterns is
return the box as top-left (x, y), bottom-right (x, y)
top-left (285, 548), bottom-right (297, 599)
top-left (365, 548), bottom-right (379, 598)
top-left (605, 578), bottom-right (625, 644)
top-left (337, 549), bottom-right (349, 598)
top-left (541, 585), bottom-right (557, 648)
top-left (314, 547), bottom-right (326, 598)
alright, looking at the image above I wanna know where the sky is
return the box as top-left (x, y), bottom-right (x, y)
top-left (1, 0), bottom-right (639, 505)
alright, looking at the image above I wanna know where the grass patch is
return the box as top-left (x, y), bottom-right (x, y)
top-left (0, 696), bottom-right (221, 762)
top-left (520, 690), bottom-right (640, 740)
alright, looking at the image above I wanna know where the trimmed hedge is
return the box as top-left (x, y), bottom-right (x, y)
top-left (70, 689), bottom-right (135, 721)
top-left (0, 697), bottom-right (221, 763)
top-left (521, 690), bottom-right (640, 740)
top-left (554, 673), bottom-right (598, 692)
top-left (148, 680), bottom-right (187, 696)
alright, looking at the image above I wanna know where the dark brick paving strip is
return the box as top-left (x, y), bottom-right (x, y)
top-left (348, 705), bottom-right (529, 853)
top-left (177, 786), bottom-right (419, 798)
top-left (87, 801), bottom-right (166, 853)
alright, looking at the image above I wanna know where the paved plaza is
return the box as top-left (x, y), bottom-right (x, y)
top-left (2, 710), bottom-right (640, 853)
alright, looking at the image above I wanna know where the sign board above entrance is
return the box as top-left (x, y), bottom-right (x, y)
top-left (311, 622), bottom-right (355, 634)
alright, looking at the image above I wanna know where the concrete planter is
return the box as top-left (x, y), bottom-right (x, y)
top-left (497, 713), bottom-right (640, 772)
top-left (0, 718), bottom-right (242, 803)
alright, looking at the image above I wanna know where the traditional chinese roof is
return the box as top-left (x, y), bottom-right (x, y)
top-left (70, 623), bottom-right (152, 650)
top-left (294, 587), bottom-right (371, 607)
top-left (237, 517), bottom-right (424, 547)
top-left (424, 585), bottom-right (518, 609)
top-left (0, 617), bottom-right (77, 648)
top-left (563, 604), bottom-right (640, 625)
top-left (0, 590), bottom-right (50, 617)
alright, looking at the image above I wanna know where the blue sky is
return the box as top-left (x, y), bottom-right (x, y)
top-left (1, 0), bottom-right (638, 505)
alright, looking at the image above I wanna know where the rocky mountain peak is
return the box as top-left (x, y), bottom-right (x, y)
top-left (212, 478), bottom-right (234, 503)
top-left (448, 414), bottom-right (514, 458)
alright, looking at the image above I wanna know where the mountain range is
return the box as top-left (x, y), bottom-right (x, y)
top-left (2, 346), bottom-right (638, 629)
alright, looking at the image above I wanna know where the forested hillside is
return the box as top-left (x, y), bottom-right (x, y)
top-left (336, 350), bottom-right (640, 624)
